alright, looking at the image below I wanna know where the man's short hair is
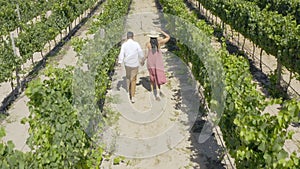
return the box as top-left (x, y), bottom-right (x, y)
top-left (127, 31), bottom-right (134, 38)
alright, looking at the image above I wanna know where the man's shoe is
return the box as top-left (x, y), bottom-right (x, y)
top-left (131, 97), bottom-right (135, 103)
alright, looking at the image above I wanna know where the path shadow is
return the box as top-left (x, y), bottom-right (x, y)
top-left (164, 52), bottom-right (228, 169)
top-left (291, 122), bottom-right (300, 128)
top-left (190, 118), bottom-right (227, 169)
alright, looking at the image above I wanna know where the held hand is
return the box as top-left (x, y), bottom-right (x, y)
top-left (140, 59), bottom-right (145, 66)
top-left (140, 58), bottom-right (146, 66)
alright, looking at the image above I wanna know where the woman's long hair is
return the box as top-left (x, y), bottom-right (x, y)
top-left (150, 37), bottom-right (159, 54)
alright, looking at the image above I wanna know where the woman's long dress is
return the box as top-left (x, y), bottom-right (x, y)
top-left (147, 50), bottom-right (167, 85)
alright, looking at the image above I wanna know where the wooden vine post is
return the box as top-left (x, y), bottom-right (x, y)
top-left (222, 21), bottom-right (224, 30)
top-left (237, 32), bottom-right (240, 46)
top-left (252, 43), bottom-right (255, 60)
top-left (242, 37), bottom-right (246, 50)
top-left (231, 27), bottom-right (234, 40)
top-left (16, 4), bottom-right (21, 33)
top-left (10, 32), bottom-right (20, 91)
top-left (276, 50), bottom-right (282, 88)
top-left (288, 71), bottom-right (293, 90)
top-left (215, 15), bottom-right (217, 25)
top-left (259, 48), bottom-right (263, 70)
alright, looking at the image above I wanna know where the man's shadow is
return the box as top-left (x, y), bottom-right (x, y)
top-left (116, 76), bottom-right (152, 92)
top-left (117, 76), bottom-right (127, 92)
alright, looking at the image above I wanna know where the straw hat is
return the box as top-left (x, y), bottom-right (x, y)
top-left (146, 30), bottom-right (160, 38)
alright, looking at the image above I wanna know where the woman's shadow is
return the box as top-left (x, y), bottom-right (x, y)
top-left (116, 76), bottom-right (152, 92)
top-left (137, 76), bottom-right (151, 92)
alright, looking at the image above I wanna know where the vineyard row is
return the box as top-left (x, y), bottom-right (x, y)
top-left (160, 0), bottom-right (300, 168)
top-left (0, 0), bottom-right (132, 168)
top-left (196, 0), bottom-right (300, 77)
top-left (0, 0), bottom-right (103, 113)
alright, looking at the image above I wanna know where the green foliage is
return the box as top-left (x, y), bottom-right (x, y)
top-left (0, 1), bottom-right (19, 35)
top-left (0, 37), bottom-right (19, 84)
top-left (197, 0), bottom-right (300, 76)
top-left (0, 0), bottom-right (98, 84)
top-left (22, 0), bottom-right (131, 161)
top-left (71, 37), bottom-right (88, 53)
top-left (113, 156), bottom-right (125, 165)
top-left (246, 0), bottom-right (300, 24)
top-left (267, 70), bottom-right (289, 98)
top-left (25, 66), bottom-right (91, 168)
top-left (0, 127), bottom-right (5, 139)
top-left (0, 0), bottom-right (57, 35)
top-left (0, 127), bottom-right (32, 169)
top-left (88, 0), bottom-right (131, 34)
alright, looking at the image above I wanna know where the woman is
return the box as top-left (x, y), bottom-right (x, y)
top-left (143, 29), bottom-right (170, 100)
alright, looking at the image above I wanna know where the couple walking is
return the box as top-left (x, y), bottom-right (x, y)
top-left (118, 29), bottom-right (170, 103)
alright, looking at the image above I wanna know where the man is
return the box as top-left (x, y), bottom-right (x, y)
top-left (118, 31), bottom-right (144, 103)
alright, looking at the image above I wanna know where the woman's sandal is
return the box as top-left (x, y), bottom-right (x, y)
top-left (159, 91), bottom-right (165, 97)
top-left (156, 95), bottom-right (161, 101)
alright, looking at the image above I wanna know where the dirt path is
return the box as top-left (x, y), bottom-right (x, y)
top-left (100, 0), bottom-right (232, 168)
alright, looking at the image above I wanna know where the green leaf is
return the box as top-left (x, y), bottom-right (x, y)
top-left (277, 150), bottom-right (288, 160)
top-left (258, 142), bottom-right (266, 152)
top-left (113, 157), bottom-right (121, 165)
top-left (272, 142), bottom-right (282, 152)
top-left (264, 153), bottom-right (272, 164)
top-left (20, 118), bottom-right (27, 125)
top-left (7, 141), bottom-right (15, 152)
top-left (0, 127), bottom-right (6, 138)
top-left (18, 160), bottom-right (25, 169)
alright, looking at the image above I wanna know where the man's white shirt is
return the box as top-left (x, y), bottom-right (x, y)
top-left (118, 39), bottom-right (144, 67)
